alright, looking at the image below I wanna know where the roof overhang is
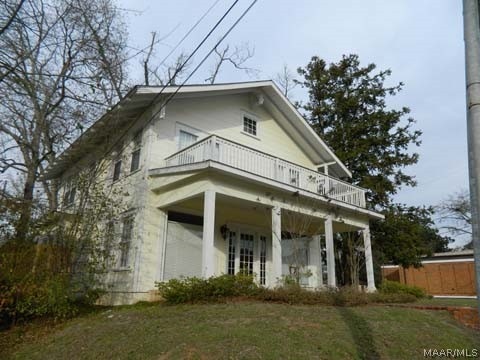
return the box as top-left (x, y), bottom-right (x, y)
top-left (45, 80), bottom-right (351, 180)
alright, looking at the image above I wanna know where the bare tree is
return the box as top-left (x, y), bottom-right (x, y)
top-left (140, 30), bottom-right (184, 86)
top-left (143, 32), bottom-right (157, 86)
top-left (205, 42), bottom-right (258, 84)
top-left (437, 189), bottom-right (472, 248)
top-left (258, 190), bottom-right (326, 287)
top-left (275, 64), bottom-right (297, 98)
top-left (0, 0), bottom-right (128, 236)
top-left (0, 0), bottom-right (26, 36)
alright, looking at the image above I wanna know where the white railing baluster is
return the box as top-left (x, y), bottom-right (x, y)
top-left (164, 135), bottom-right (367, 208)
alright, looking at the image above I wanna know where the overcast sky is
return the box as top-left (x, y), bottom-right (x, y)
top-left (120, 1), bottom-right (468, 245)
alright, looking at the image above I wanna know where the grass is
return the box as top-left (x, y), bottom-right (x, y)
top-left (415, 298), bottom-right (478, 308)
top-left (2, 301), bottom-right (479, 360)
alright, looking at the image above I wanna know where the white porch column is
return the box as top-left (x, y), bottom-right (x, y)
top-left (202, 190), bottom-right (216, 278)
top-left (363, 226), bottom-right (376, 292)
top-left (271, 206), bottom-right (282, 286)
top-left (325, 216), bottom-right (336, 287)
top-left (310, 235), bottom-right (323, 288)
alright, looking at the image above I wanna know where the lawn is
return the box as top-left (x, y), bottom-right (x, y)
top-left (415, 297), bottom-right (478, 308)
top-left (2, 302), bottom-right (479, 360)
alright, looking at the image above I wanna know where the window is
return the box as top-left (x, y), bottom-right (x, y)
top-left (130, 149), bottom-right (140, 172)
top-left (130, 130), bottom-right (142, 172)
top-left (105, 222), bottom-right (115, 267)
top-left (178, 130), bottom-right (198, 149)
top-left (239, 233), bottom-right (254, 275)
top-left (113, 160), bottom-right (122, 182)
top-left (63, 185), bottom-right (76, 207)
top-left (243, 116), bottom-right (257, 136)
top-left (119, 217), bottom-right (133, 268)
top-left (260, 236), bottom-right (267, 285)
top-left (227, 231), bottom-right (236, 275)
top-left (63, 178), bottom-right (76, 207)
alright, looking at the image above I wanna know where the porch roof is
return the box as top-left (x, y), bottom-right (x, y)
top-left (148, 160), bottom-right (384, 221)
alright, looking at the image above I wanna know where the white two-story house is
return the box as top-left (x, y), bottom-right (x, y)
top-left (45, 81), bottom-right (383, 304)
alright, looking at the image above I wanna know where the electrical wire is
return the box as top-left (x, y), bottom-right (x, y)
top-left (155, 0), bottom-right (222, 70)
top-left (96, 0), bottom-right (243, 161)
top-left (151, 0), bottom-right (259, 120)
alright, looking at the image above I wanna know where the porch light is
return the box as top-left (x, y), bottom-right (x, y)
top-left (220, 224), bottom-right (230, 240)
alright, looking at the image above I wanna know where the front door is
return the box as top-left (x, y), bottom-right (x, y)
top-left (226, 229), bottom-right (268, 286)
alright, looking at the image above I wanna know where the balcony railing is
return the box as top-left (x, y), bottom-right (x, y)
top-left (164, 135), bottom-right (366, 208)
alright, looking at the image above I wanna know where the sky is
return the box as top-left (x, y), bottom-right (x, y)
top-left (119, 0), bottom-right (469, 245)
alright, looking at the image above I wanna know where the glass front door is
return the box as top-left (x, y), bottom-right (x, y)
top-left (226, 229), bottom-right (268, 285)
top-left (239, 233), bottom-right (254, 275)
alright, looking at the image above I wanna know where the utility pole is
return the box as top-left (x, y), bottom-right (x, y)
top-left (463, 0), bottom-right (480, 314)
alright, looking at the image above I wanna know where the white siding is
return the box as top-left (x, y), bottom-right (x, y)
top-left (147, 93), bottom-right (317, 170)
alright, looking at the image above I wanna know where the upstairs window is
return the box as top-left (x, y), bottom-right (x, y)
top-left (113, 160), bottom-right (122, 182)
top-left (130, 150), bottom-right (140, 172)
top-left (130, 130), bottom-right (142, 172)
top-left (63, 183), bottom-right (76, 207)
top-left (243, 116), bottom-right (257, 136)
top-left (179, 130), bottom-right (198, 149)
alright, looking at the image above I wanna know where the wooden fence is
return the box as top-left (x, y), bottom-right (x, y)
top-left (382, 261), bottom-right (476, 296)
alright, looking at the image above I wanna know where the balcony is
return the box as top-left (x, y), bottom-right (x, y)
top-left (164, 135), bottom-right (366, 208)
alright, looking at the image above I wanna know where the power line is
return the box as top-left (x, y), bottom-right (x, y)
top-left (151, 0), bottom-right (259, 120)
top-left (142, 0), bottom-right (240, 109)
top-left (98, 0), bottom-right (252, 163)
top-left (55, 0), bottom-right (258, 183)
top-left (155, 0), bottom-right (222, 71)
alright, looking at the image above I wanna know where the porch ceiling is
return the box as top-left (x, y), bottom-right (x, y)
top-left (162, 192), bottom-right (366, 234)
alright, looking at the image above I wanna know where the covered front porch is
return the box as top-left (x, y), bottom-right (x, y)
top-left (150, 172), bottom-right (379, 290)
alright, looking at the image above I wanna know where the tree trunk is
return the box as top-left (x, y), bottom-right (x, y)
top-left (16, 167), bottom-right (36, 240)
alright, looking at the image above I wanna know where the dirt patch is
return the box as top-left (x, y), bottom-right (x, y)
top-left (384, 304), bottom-right (480, 330)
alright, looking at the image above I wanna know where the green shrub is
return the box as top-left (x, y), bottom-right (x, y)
top-left (156, 275), bottom-right (421, 306)
top-left (0, 273), bottom-right (102, 328)
top-left (371, 292), bottom-right (417, 303)
top-left (255, 286), bottom-right (372, 306)
top-left (255, 286), bottom-right (417, 306)
top-left (378, 280), bottom-right (427, 299)
top-left (156, 274), bottom-right (259, 304)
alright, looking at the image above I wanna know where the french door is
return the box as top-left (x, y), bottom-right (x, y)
top-left (226, 229), bottom-right (268, 285)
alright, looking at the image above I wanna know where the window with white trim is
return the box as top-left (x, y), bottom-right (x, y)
top-left (259, 235), bottom-right (267, 285)
top-left (178, 130), bottom-right (198, 150)
top-left (113, 160), bottom-right (122, 182)
top-left (243, 116), bottom-right (257, 136)
top-left (63, 180), bottom-right (76, 207)
top-left (227, 231), bottom-right (236, 275)
top-left (239, 233), bottom-right (254, 275)
top-left (119, 217), bottom-right (133, 268)
top-left (130, 130), bottom-right (142, 172)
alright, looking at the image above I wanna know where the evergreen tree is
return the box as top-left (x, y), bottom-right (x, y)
top-left (297, 55), bottom-right (450, 282)
top-left (297, 54), bottom-right (421, 208)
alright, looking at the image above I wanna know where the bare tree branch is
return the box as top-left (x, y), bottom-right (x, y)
top-left (275, 64), bottom-right (297, 98)
top-left (205, 42), bottom-right (258, 84)
top-left (0, 0), bottom-right (26, 36)
top-left (436, 189), bottom-right (472, 240)
top-left (143, 32), bottom-right (156, 86)
top-left (0, 0), bottom-right (129, 237)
